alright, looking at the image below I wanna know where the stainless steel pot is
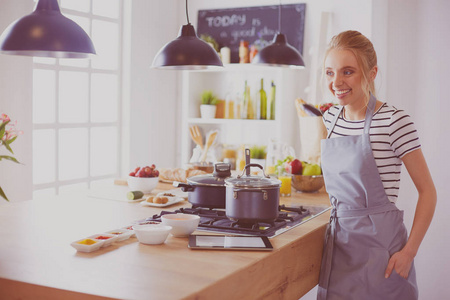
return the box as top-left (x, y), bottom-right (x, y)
top-left (174, 163), bottom-right (231, 208)
top-left (225, 164), bottom-right (281, 223)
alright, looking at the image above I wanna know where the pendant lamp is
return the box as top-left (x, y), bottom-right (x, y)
top-left (152, 0), bottom-right (223, 70)
top-left (0, 0), bottom-right (96, 58)
top-left (252, 2), bottom-right (305, 69)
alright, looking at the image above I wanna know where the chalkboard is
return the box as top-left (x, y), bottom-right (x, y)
top-left (197, 4), bottom-right (306, 63)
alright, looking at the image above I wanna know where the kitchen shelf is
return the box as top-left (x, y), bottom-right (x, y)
top-left (187, 118), bottom-right (277, 125)
top-left (180, 66), bottom-right (304, 166)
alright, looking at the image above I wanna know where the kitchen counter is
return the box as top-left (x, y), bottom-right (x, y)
top-left (0, 182), bottom-right (330, 300)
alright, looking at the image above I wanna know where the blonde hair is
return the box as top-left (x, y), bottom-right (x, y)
top-left (324, 30), bottom-right (378, 99)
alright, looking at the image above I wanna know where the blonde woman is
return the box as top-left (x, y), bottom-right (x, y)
top-left (318, 30), bottom-right (436, 299)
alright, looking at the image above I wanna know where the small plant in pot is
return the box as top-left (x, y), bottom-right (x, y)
top-left (200, 90), bottom-right (218, 119)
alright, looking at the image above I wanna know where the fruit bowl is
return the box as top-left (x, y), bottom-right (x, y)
top-left (127, 176), bottom-right (158, 193)
top-left (291, 174), bottom-right (324, 193)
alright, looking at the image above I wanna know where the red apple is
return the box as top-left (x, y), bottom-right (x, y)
top-left (286, 159), bottom-right (303, 175)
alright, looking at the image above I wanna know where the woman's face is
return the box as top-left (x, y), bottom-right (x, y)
top-left (324, 49), bottom-right (366, 107)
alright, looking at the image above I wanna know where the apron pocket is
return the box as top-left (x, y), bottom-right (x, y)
top-left (367, 248), bottom-right (418, 299)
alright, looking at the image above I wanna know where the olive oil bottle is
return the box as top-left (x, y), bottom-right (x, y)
top-left (259, 78), bottom-right (267, 120)
top-left (269, 81), bottom-right (276, 120)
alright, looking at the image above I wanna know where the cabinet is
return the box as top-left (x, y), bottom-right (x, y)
top-left (180, 64), bottom-right (305, 166)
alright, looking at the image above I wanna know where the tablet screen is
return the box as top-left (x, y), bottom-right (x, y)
top-left (188, 235), bottom-right (273, 251)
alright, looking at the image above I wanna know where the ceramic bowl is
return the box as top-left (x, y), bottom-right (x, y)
top-left (127, 176), bottom-right (159, 193)
top-left (291, 175), bottom-right (324, 193)
top-left (132, 224), bottom-right (172, 245)
top-left (161, 214), bottom-right (200, 237)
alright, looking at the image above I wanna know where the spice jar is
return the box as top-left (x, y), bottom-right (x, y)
top-left (250, 45), bottom-right (258, 62)
top-left (239, 40), bottom-right (249, 63)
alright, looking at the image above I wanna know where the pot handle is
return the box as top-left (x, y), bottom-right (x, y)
top-left (237, 163), bottom-right (270, 179)
top-left (173, 181), bottom-right (195, 192)
top-left (233, 189), bottom-right (268, 200)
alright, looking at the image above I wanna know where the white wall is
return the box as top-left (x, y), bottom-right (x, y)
top-left (0, 0), bottom-right (33, 202)
top-left (387, 0), bottom-right (450, 298)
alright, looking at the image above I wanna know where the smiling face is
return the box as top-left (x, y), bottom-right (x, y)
top-left (325, 49), bottom-right (368, 108)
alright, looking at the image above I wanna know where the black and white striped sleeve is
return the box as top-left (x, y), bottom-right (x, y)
top-left (389, 109), bottom-right (421, 158)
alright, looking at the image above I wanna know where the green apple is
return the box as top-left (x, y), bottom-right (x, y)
top-left (302, 163), bottom-right (321, 176)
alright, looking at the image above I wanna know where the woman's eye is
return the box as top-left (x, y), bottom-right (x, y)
top-left (326, 70), bottom-right (334, 76)
top-left (344, 70), bottom-right (353, 75)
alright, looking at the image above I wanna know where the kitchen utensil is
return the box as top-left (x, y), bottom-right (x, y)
top-left (199, 130), bottom-right (218, 162)
top-left (189, 125), bottom-right (203, 149)
top-left (225, 163), bottom-right (281, 223)
top-left (161, 214), bottom-right (200, 237)
top-left (174, 163), bottom-right (231, 208)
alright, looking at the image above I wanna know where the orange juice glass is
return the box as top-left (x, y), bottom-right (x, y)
top-left (279, 175), bottom-right (292, 197)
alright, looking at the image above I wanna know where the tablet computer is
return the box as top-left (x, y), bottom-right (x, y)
top-left (188, 235), bottom-right (273, 251)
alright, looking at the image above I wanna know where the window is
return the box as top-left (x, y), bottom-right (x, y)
top-left (32, 0), bottom-right (123, 198)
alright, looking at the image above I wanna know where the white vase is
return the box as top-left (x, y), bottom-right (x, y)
top-left (200, 105), bottom-right (216, 119)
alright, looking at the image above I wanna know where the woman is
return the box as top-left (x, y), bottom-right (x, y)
top-left (317, 30), bottom-right (436, 300)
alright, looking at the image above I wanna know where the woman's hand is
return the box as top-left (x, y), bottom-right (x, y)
top-left (385, 249), bottom-right (414, 279)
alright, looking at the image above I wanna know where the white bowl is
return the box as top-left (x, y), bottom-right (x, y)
top-left (161, 214), bottom-right (200, 237)
top-left (88, 233), bottom-right (119, 247)
top-left (71, 238), bottom-right (105, 252)
top-left (105, 229), bottom-right (134, 242)
top-left (127, 176), bottom-right (159, 193)
top-left (132, 224), bottom-right (172, 245)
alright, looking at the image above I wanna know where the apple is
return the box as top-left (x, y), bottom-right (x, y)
top-left (285, 159), bottom-right (303, 175)
top-left (302, 163), bottom-right (322, 176)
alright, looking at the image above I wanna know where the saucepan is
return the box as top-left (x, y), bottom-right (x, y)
top-left (174, 162), bottom-right (232, 209)
top-left (225, 163), bottom-right (281, 223)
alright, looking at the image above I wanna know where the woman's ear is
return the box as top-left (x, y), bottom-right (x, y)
top-left (370, 66), bottom-right (378, 81)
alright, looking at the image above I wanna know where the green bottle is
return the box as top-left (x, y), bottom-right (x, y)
top-left (259, 78), bottom-right (267, 120)
top-left (269, 81), bottom-right (276, 120)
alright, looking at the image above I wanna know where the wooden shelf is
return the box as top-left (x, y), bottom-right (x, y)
top-left (187, 118), bottom-right (277, 125)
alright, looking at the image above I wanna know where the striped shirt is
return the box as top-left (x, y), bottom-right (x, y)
top-left (323, 103), bottom-right (421, 203)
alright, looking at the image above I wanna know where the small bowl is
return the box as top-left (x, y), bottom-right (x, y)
top-left (132, 224), bottom-right (172, 245)
top-left (161, 213), bottom-right (200, 237)
top-left (88, 233), bottom-right (119, 247)
top-left (105, 229), bottom-right (134, 242)
top-left (291, 175), bottom-right (325, 193)
top-left (127, 176), bottom-right (159, 193)
top-left (71, 238), bottom-right (105, 252)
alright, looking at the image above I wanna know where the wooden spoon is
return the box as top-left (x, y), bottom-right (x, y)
top-left (200, 131), bottom-right (218, 163)
top-left (189, 125), bottom-right (203, 149)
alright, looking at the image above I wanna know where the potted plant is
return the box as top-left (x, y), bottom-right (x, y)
top-left (200, 90), bottom-right (218, 119)
top-left (249, 145), bottom-right (267, 171)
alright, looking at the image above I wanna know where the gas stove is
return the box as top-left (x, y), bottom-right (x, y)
top-left (137, 204), bottom-right (330, 238)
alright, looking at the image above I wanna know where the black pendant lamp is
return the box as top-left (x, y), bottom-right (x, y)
top-left (0, 0), bottom-right (96, 58)
top-left (152, 0), bottom-right (223, 70)
top-left (252, 2), bottom-right (305, 69)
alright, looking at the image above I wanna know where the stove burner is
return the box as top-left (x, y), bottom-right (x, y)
top-left (138, 203), bottom-right (331, 238)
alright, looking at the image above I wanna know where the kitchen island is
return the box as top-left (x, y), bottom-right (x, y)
top-left (0, 182), bottom-right (330, 300)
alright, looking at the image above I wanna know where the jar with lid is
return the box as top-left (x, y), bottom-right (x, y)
top-left (239, 40), bottom-right (249, 63)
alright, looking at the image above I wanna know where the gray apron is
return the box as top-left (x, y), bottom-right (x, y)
top-left (317, 95), bottom-right (418, 300)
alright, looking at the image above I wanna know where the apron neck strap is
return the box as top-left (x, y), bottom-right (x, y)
top-left (326, 93), bottom-right (377, 138)
top-left (363, 94), bottom-right (377, 134)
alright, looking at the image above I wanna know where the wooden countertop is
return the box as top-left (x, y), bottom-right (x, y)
top-left (0, 182), bottom-right (330, 300)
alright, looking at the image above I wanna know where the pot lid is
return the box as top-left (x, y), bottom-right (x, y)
top-left (187, 174), bottom-right (229, 186)
top-left (225, 174), bottom-right (281, 188)
top-left (187, 163), bottom-right (232, 187)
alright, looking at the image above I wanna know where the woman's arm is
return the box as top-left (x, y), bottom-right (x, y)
top-left (385, 148), bottom-right (437, 279)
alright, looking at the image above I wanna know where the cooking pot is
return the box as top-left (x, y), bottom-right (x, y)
top-left (225, 164), bottom-right (281, 223)
top-left (174, 163), bottom-right (231, 208)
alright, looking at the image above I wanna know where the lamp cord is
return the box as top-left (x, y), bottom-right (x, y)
top-left (278, 0), bottom-right (281, 33)
top-left (186, 0), bottom-right (190, 24)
